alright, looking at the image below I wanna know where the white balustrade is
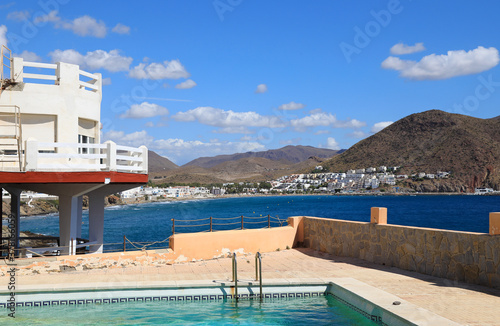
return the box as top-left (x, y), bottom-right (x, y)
top-left (24, 140), bottom-right (147, 173)
top-left (13, 59), bottom-right (101, 93)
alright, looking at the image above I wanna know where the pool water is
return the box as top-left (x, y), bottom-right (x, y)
top-left (3, 295), bottom-right (378, 325)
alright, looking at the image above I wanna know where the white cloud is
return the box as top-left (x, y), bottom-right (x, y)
top-left (34, 10), bottom-right (60, 24)
top-left (103, 129), bottom-right (267, 164)
top-left (129, 60), bottom-right (190, 80)
top-left (112, 23), bottom-right (130, 35)
top-left (144, 121), bottom-right (154, 128)
top-left (290, 110), bottom-right (366, 131)
top-left (154, 138), bottom-right (266, 164)
top-left (278, 101), bottom-right (306, 111)
top-left (34, 11), bottom-right (106, 37)
top-left (175, 79), bottom-right (197, 89)
top-left (83, 49), bottom-right (133, 72)
top-left (371, 121), bottom-right (393, 133)
top-left (255, 83), bottom-right (268, 94)
top-left (315, 130), bottom-right (329, 135)
top-left (62, 15), bottom-right (107, 37)
top-left (16, 50), bottom-right (42, 62)
top-left (326, 137), bottom-right (340, 150)
top-left (102, 77), bottom-right (112, 85)
top-left (172, 107), bottom-right (285, 131)
top-left (49, 49), bottom-right (84, 66)
top-left (0, 25), bottom-right (8, 46)
top-left (120, 102), bottom-right (169, 119)
top-left (382, 46), bottom-right (500, 80)
top-left (102, 130), bottom-right (154, 148)
top-left (7, 10), bottom-right (30, 21)
top-left (347, 130), bottom-right (368, 139)
top-left (49, 49), bottom-right (132, 72)
top-left (240, 135), bottom-right (254, 141)
top-left (390, 42), bottom-right (425, 55)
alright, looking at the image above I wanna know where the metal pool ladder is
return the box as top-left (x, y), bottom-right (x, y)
top-left (231, 252), bottom-right (263, 301)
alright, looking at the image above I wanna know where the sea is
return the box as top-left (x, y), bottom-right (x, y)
top-left (17, 195), bottom-right (500, 251)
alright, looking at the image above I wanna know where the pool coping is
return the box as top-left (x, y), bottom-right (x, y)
top-left (1, 277), bottom-right (460, 326)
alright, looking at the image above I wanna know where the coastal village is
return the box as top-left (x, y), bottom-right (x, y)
top-left (117, 165), bottom-right (498, 202)
top-left (0, 2), bottom-right (499, 325)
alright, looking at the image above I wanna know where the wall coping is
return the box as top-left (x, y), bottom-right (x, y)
top-left (301, 216), bottom-right (489, 236)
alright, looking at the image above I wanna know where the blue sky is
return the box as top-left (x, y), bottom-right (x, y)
top-left (1, 0), bottom-right (500, 165)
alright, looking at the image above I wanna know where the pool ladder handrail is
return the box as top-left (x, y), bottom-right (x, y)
top-left (232, 252), bottom-right (238, 300)
top-left (231, 252), bottom-right (263, 301)
top-left (255, 252), bottom-right (263, 300)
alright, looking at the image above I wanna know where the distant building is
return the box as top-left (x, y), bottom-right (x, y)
top-left (475, 188), bottom-right (495, 194)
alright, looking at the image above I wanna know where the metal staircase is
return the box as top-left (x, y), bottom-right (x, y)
top-left (0, 46), bottom-right (23, 171)
top-left (0, 105), bottom-right (23, 171)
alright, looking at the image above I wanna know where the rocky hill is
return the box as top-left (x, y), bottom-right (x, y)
top-left (148, 150), bottom-right (178, 173)
top-left (150, 155), bottom-right (331, 184)
top-left (183, 145), bottom-right (340, 168)
top-left (149, 145), bottom-right (339, 184)
top-left (323, 110), bottom-right (500, 192)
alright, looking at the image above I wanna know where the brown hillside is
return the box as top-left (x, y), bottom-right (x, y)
top-left (184, 145), bottom-right (339, 168)
top-left (323, 110), bottom-right (500, 191)
top-left (148, 150), bottom-right (178, 173)
top-left (150, 155), bottom-right (327, 184)
top-left (150, 165), bottom-right (226, 184)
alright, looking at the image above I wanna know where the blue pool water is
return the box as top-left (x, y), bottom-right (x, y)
top-left (16, 195), bottom-right (500, 251)
top-left (2, 295), bottom-right (378, 325)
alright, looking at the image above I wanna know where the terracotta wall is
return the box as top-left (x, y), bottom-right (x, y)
top-left (302, 216), bottom-right (500, 289)
top-left (169, 216), bottom-right (303, 260)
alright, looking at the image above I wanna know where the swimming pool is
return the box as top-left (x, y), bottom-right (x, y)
top-left (2, 295), bottom-right (379, 325)
top-left (0, 279), bottom-right (460, 325)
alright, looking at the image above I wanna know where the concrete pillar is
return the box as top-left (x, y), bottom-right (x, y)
top-left (371, 207), bottom-right (387, 225)
top-left (76, 195), bottom-right (83, 239)
top-left (490, 212), bottom-right (500, 235)
top-left (59, 195), bottom-right (79, 255)
top-left (12, 57), bottom-right (23, 82)
top-left (88, 193), bottom-right (105, 253)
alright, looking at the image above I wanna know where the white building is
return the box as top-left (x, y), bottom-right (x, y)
top-left (0, 48), bottom-right (148, 256)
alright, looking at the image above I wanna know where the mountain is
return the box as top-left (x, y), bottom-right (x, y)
top-left (150, 154), bottom-right (332, 184)
top-left (184, 145), bottom-right (340, 168)
top-left (323, 110), bottom-right (500, 192)
top-left (148, 150), bottom-right (178, 173)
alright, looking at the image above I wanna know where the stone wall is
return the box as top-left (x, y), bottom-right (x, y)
top-left (302, 216), bottom-right (500, 289)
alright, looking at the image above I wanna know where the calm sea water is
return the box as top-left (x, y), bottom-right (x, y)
top-left (18, 195), bottom-right (500, 250)
top-left (4, 295), bottom-right (377, 325)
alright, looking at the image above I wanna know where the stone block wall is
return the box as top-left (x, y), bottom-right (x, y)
top-left (302, 216), bottom-right (500, 289)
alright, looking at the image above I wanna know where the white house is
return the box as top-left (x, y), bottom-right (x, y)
top-left (0, 47), bottom-right (148, 256)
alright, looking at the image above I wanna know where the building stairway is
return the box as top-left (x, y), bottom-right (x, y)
top-left (0, 106), bottom-right (23, 171)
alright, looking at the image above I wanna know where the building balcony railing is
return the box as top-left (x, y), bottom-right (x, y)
top-left (23, 140), bottom-right (148, 174)
top-left (11, 58), bottom-right (101, 93)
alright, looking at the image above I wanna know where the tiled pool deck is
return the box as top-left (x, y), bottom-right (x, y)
top-left (3, 248), bottom-right (500, 325)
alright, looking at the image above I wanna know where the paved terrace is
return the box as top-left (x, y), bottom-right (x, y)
top-left (2, 248), bottom-right (499, 326)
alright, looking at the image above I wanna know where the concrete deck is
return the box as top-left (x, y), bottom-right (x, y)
top-left (4, 248), bottom-right (500, 325)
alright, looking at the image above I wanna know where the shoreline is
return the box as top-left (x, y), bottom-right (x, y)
top-left (3, 191), bottom-right (498, 219)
